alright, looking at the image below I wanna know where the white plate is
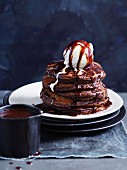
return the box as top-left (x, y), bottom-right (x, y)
top-left (9, 82), bottom-right (123, 120)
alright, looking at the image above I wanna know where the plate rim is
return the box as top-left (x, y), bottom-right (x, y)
top-left (8, 81), bottom-right (123, 120)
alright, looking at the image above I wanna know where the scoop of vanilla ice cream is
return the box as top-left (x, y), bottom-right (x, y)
top-left (63, 41), bottom-right (94, 71)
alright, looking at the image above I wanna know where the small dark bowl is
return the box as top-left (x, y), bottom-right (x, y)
top-left (0, 104), bottom-right (42, 158)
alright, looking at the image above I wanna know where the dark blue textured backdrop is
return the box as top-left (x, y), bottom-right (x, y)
top-left (0, 0), bottom-right (127, 91)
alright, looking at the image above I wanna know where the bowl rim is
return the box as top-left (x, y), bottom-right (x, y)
top-left (0, 104), bottom-right (42, 120)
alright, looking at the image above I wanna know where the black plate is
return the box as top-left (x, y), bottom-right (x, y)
top-left (3, 91), bottom-right (12, 105)
top-left (41, 106), bottom-right (125, 133)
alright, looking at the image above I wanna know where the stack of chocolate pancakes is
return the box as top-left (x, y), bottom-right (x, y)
top-left (40, 40), bottom-right (111, 116)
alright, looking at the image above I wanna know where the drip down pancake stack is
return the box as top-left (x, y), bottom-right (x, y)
top-left (40, 40), bottom-right (112, 116)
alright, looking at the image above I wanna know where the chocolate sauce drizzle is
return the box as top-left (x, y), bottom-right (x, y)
top-left (63, 40), bottom-right (93, 70)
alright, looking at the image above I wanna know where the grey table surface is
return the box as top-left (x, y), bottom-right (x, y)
top-left (0, 91), bottom-right (127, 170)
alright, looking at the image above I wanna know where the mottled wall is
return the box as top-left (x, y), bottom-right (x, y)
top-left (0, 0), bottom-right (127, 91)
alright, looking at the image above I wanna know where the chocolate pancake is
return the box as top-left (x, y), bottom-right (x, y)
top-left (43, 75), bottom-right (95, 91)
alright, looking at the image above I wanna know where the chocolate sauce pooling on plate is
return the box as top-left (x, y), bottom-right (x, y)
top-left (0, 109), bottom-right (32, 118)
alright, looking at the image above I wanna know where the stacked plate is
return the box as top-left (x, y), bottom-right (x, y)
top-left (3, 82), bottom-right (125, 134)
top-left (40, 107), bottom-right (125, 133)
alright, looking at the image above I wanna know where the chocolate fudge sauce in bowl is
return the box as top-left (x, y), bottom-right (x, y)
top-left (0, 108), bottom-right (32, 118)
top-left (0, 104), bottom-right (42, 158)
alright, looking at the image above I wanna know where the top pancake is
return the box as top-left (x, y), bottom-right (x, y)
top-left (46, 60), bottom-right (106, 83)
